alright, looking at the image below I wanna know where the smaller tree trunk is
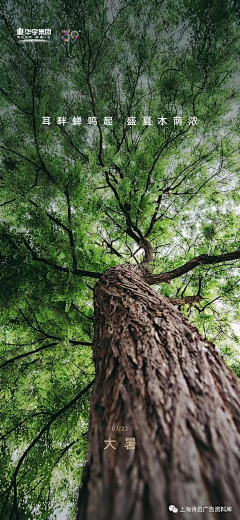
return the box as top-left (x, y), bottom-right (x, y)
top-left (77, 264), bottom-right (240, 520)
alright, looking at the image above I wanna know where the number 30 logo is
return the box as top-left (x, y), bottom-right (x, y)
top-left (62, 30), bottom-right (79, 42)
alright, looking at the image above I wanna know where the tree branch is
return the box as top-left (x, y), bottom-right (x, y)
top-left (0, 380), bottom-right (95, 517)
top-left (58, 126), bottom-right (89, 162)
top-left (104, 170), bottom-right (154, 266)
top-left (0, 198), bottom-right (16, 207)
top-left (21, 237), bottom-right (101, 279)
top-left (0, 341), bottom-right (58, 368)
top-left (65, 188), bottom-right (78, 270)
top-left (0, 340), bottom-right (92, 369)
top-left (0, 412), bottom-right (53, 441)
top-left (148, 251), bottom-right (240, 284)
top-left (29, 200), bottom-right (69, 233)
top-left (0, 87), bottom-right (32, 115)
top-left (100, 238), bottom-right (123, 258)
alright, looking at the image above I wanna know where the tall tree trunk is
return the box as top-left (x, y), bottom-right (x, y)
top-left (77, 264), bottom-right (240, 520)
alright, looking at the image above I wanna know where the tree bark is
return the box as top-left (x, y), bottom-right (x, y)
top-left (77, 264), bottom-right (240, 520)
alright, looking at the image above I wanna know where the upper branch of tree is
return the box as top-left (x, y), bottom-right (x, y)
top-left (197, 278), bottom-right (240, 313)
top-left (0, 342), bottom-right (58, 368)
top-left (86, 76), bottom-right (104, 167)
top-left (65, 188), bottom-right (78, 270)
top-left (32, 63), bottom-right (56, 185)
top-left (148, 251), bottom-right (240, 284)
top-left (0, 412), bottom-right (53, 442)
top-left (29, 200), bottom-right (69, 233)
top-left (0, 145), bottom-right (39, 169)
top-left (88, 0), bottom-right (136, 76)
top-left (144, 142), bottom-right (220, 237)
top-left (0, 87), bottom-right (32, 115)
top-left (0, 340), bottom-right (92, 368)
top-left (58, 126), bottom-right (89, 162)
top-left (97, 237), bottom-right (123, 258)
top-left (136, 122), bottom-right (193, 224)
top-left (54, 439), bottom-right (80, 465)
top-left (104, 170), bottom-right (154, 266)
top-left (21, 237), bottom-right (101, 279)
top-left (0, 198), bottom-right (17, 207)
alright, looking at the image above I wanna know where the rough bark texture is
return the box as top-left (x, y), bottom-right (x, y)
top-left (77, 264), bottom-right (240, 520)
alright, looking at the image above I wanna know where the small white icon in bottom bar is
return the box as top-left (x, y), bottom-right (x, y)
top-left (169, 505), bottom-right (179, 513)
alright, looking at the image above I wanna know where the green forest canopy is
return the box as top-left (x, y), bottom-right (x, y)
top-left (0, 0), bottom-right (240, 518)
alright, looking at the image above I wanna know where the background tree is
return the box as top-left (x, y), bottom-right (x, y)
top-left (0, 0), bottom-right (240, 519)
